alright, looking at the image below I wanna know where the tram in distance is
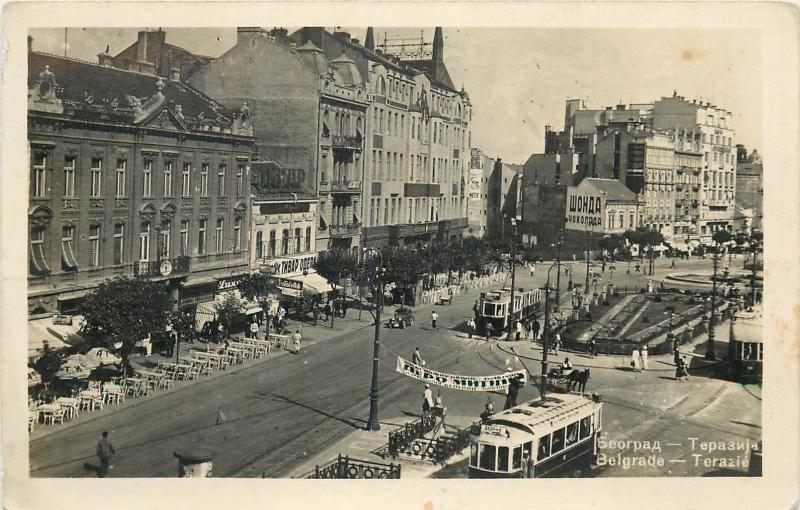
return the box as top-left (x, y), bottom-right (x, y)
top-left (477, 287), bottom-right (542, 336)
top-left (728, 305), bottom-right (763, 382)
top-left (468, 392), bottom-right (603, 478)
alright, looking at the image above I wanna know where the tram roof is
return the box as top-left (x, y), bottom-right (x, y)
top-left (481, 287), bottom-right (539, 302)
top-left (486, 393), bottom-right (596, 435)
top-left (732, 305), bottom-right (763, 344)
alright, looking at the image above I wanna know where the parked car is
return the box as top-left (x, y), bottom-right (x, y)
top-left (388, 308), bottom-right (415, 328)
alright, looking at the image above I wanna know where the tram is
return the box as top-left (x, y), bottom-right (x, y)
top-left (728, 305), bottom-right (763, 382)
top-left (468, 393), bottom-right (603, 478)
top-left (477, 287), bottom-right (542, 337)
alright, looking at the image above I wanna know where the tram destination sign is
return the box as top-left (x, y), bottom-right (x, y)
top-left (395, 356), bottom-right (527, 392)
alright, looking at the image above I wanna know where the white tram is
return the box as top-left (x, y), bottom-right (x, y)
top-left (729, 305), bottom-right (763, 381)
top-left (478, 287), bottom-right (542, 337)
top-left (468, 393), bottom-right (603, 478)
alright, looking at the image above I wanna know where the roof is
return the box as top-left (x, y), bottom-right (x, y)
top-left (401, 58), bottom-right (456, 92)
top-left (486, 393), bottom-right (597, 434)
top-left (580, 178), bottom-right (639, 202)
top-left (29, 51), bottom-right (233, 123)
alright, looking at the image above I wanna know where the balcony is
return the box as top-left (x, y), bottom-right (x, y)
top-left (133, 256), bottom-right (190, 279)
top-left (332, 135), bottom-right (362, 151)
top-left (675, 183), bottom-right (684, 191)
top-left (329, 223), bottom-right (362, 238)
top-left (330, 180), bottom-right (362, 193)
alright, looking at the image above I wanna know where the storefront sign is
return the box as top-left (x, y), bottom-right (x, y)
top-left (276, 278), bottom-right (303, 292)
top-left (395, 356), bottom-right (527, 392)
top-left (268, 254), bottom-right (318, 277)
top-left (217, 276), bottom-right (245, 292)
top-left (53, 314), bottom-right (73, 325)
top-left (565, 187), bottom-right (605, 231)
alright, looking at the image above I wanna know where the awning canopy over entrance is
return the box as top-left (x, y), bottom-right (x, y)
top-left (28, 316), bottom-right (84, 360)
top-left (280, 271), bottom-right (334, 295)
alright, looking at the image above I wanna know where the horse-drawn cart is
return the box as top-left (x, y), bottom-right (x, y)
top-left (532, 368), bottom-right (591, 394)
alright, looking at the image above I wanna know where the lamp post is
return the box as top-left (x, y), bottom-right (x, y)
top-left (539, 262), bottom-right (560, 400)
top-left (506, 217), bottom-right (518, 341)
top-left (584, 225), bottom-right (593, 296)
top-left (554, 230), bottom-right (563, 307)
top-left (364, 247), bottom-right (384, 432)
top-left (705, 249), bottom-right (729, 361)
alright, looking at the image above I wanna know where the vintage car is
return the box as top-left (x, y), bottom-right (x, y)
top-left (388, 308), bottom-right (415, 328)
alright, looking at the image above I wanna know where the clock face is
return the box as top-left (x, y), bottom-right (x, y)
top-left (160, 260), bottom-right (173, 277)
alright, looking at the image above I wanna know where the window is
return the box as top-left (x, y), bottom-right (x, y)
top-left (180, 220), bottom-right (189, 256)
top-left (61, 225), bottom-right (78, 271)
top-left (305, 226), bottom-right (311, 252)
top-left (215, 218), bottom-right (224, 253)
top-left (512, 446), bottom-right (522, 470)
top-left (160, 222), bottom-right (170, 258)
top-left (551, 428), bottom-right (565, 453)
top-left (255, 231), bottom-right (263, 259)
top-left (115, 160), bottom-right (126, 196)
top-left (63, 157), bottom-right (76, 197)
top-left (143, 160), bottom-right (153, 197)
top-left (113, 223), bottom-right (125, 265)
top-left (30, 228), bottom-right (49, 275)
top-left (269, 230), bottom-right (276, 258)
top-left (218, 164), bottom-right (226, 196)
top-left (90, 158), bottom-right (102, 197)
top-left (139, 223), bottom-right (150, 262)
top-left (537, 434), bottom-right (551, 461)
top-left (182, 162), bottom-right (192, 196)
top-left (497, 446), bottom-right (509, 472)
top-left (200, 163), bottom-right (209, 196)
top-left (479, 443), bottom-right (496, 471)
top-left (470, 443), bottom-right (478, 466)
top-left (293, 227), bottom-right (302, 254)
top-left (162, 161), bottom-right (174, 197)
top-left (281, 229), bottom-right (290, 256)
top-left (32, 153), bottom-right (49, 198)
top-left (198, 219), bottom-right (207, 255)
top-left (236, 164), bottom-right (245, 196)
top-left (566, 422), bottom-right (579, 446)
top-left (234, 217), bottom-right (242, 251)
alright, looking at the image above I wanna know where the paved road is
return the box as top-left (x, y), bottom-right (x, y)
top-left (30, 258), bottom-right (759, 478)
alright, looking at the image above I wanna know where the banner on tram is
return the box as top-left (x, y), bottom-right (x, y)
top-left (395, 356), bottom-right (527, 392)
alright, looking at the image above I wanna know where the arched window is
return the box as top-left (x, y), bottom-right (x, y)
top-left (376, 76), bottom-right (386, 95)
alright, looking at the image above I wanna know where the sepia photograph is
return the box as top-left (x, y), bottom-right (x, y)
top-left (2, 2), bottom-right (799, 509)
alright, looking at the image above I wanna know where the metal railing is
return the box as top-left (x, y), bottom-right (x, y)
top-left (332, 135), bottom-right (362, 150)
top-left (387, 415), bottom-right (437, 458)
top-left (304, 454), bottom-right (401, 479)
top-left (390, 422), bottom-right (475, 465)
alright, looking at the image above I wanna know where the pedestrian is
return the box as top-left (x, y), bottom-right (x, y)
top-left (515, 320), bottom-right (523, 341)
top-left (680, 357), bottom-right (690, 380)
top-left (641, 345), bottom-right (649, 370)
top-left (472, 301), bottom-right (480, 318)
top-left (485, 322), bottom-right (494, 340)
top-left (341, 300), bottom-right (348, 318)
top-left (529, 264), bottom-right (536, 277)
top-left (554, 333), bottom-right (561, 354)
top-left (215, 405), bottom-right (226, 425)
top-left (588, 339), bottom-right (597, 357)
top-left (466, 318), bottom-right (476, 339)
top-left (631, 348), bottom-right (641, 372)
top-left (635, 263), bottom-right (641, 273)
top-left (96, 431), bottom-right (116, 478)
top-left (249, 320), bottom-right (259, 340)
top-left (480, 397), bottom-right (495, 423)
top-left (422, 384), bottom-right (434, 418)
top-left (291, 329), bottom-right (302, 354)
top-left (503, 375), bottom-right (522, 410)
top-left (448, 287), bottom-right (454, 305)
top-left (431, 310), bottom-right (438, 329)
top-left (217, 322), bottom-right (225, 341)
top-left (412, 347), bottom-right (425, 366)
top-left (671, 258), bottom-right (676, 269)
top-left (532, 319), bottom-right (540, 340)
top-left (323, 302), bottom-right (331, 321)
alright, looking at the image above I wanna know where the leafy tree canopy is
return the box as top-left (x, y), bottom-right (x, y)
top-left (80, 277), bottom-right (170, 356)
top-left (315, 249), bottom-right (359, 284)
top-left (214, 292), bottom-right (242, 332)
top-left (712, 229), bottom-right (733, 245)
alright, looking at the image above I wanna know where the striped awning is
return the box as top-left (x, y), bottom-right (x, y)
top-left (61, 240), bottom-right (78, 269)
top-left (30, 243), bottom-right (50, 274)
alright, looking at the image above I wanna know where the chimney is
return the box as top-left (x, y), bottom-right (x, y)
top-left (365, 27), bottom-right (375, 51)
top-left (333, 31), bottom-right (351, 42)
top-left (433, 27), bottom-right (444, 63)
top-left (98, 47), bottom-right (114, 67)
top-left (168, 67), bottom-right (181, 81)
top-left (137, 30), bottom-right (148, 62)
top-left (351, 38), bottom-right (360, 46)
top-left (27, 35), bottom-right (33, 51)
top-left (269, 27), bottom-right (289, 45)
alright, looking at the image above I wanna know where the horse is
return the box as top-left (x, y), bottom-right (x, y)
top-left (567, 368), bottom-right (591, 393)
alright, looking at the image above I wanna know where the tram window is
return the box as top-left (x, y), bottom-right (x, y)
top-left (758, 344), bottom-right (763, 361)
top-left (498, 446), bottom-right (509, 472)
top-left (479, 443), bottom-right (496, 471)
top-left (470, 443), bottom-right (478, 466)
top-left (483, 303), bottom-right (495, 316)
top-left (523, 441), bottom-right (532, 461)
top-left (537, 435), bottom-right (551, 461)
top-left (552, 428), bottom-right (565, 453)
top-left (566, 422), bottom-right (579, 446)
top-left (579, 416), bottom-right (591, 439)
top-left (744, 344), bottom-right (757, 361)
top-left (512, 446), bottom-right (522, 470)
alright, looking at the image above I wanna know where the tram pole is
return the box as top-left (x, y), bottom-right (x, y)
top-left (540, 264), bottom-right (558, 400)
top-left (554, 231), bottom-right (562, 308)
top-left (366, 249), bottom-right (384, 432)
top-left (507, 218), bottom-right (518, 341)
top-left (705, 250), bottom-right (719, 361)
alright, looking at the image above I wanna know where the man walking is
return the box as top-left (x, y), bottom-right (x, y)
top-left (515, 320), bottom-right (523, 341)
top-left (466, 318), bottom-right (476, 339)
top-left (641, 345), bottom-right (649, 370)
top-left (291, 330), bottom-right (302, 354)
top-left (412, 347), bottom-right (425, 366)
top-left (249, 320), bottom-right (259, 340)
top-left (531, 319), bottom-right (540, 341)
top-left (431, 310), bottom-right (439, 329)
top-left (529, 264), bottom-right (536, 277)
top-left (96, 431), bottom-right (116, 478)
top-left (422, 384), bottom-right (434, 418)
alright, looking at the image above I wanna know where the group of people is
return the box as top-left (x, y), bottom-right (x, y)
top-left (630, 345), bottom-right (649, 371)
top-left (321, 298), bottom-right (348, 321)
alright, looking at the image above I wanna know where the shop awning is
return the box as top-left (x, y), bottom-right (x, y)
top-left (30, 243), bottom-right (50, 274)
top-left (282, 271), bottom-right (334, 295)
top-left (61, 240), bottom-right (78, 269)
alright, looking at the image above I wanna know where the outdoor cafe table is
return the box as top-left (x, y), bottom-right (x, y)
top-left (137, 369), bottom-right (167, 389)
top-left (55, 397), bottom-right (79, 419)
top-left (123, 377), bottom-right (148, 397)
top-left (79, 390), bottom-right (103, 411)
top-left (229, 342), bottom-right (258, 359)
top-left (190, 351), bottom-right (222, 370)
top-left (37, 403), bottom-right (62, 424)
top-left (223, 346), bottom-right (245, 364)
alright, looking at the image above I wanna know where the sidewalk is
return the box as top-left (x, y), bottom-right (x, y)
top-left (287, 414), bottom-right (475, 479)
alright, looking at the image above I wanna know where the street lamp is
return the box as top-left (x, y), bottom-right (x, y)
top-left (363, 247), bottom-right (384, 432)
top-left (506, 217), bottom-right (519, 341)
top-left (705, 249), bottom-right (729, 360)
top-left (539, 262), bottom-right (561, 400)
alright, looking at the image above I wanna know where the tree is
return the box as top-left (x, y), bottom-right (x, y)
top-left (624, 227), bottom-right (664, 275)
top-left (382, 247), bottom-right (426, 306)
top-left (598, 234), bottom-right (626, 259)
top-left (80, 277), bottom-right (170, 358)
top-left (239, 272), bottom-right (278, 336)
top-left (315, 249), bottom-right (359, 287)
top-left (214, 292), bottom-right (242, 339)
top-left (33, 342), bottom-right (62, 387)
top-left (712, 229), bottom-right (732, 245)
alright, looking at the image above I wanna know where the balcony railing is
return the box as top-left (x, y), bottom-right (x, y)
top-left (133, 256), bottom-right (191, 278)
top-left (331, 180), bottom-right (362, 192)
top-left (332, 135), bottom-right (362, 150)
top-left (329, 223), bottom-right (362, 237)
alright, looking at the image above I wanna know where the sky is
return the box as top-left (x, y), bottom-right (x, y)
top-left (29, 27), bottom-right (762, 164)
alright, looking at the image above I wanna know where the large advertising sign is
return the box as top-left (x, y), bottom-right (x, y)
top-left (565, 187), bottom-right (605, 231)
top-left (395, 356), bottom-right (527, 392)
top-left (264, 254), bottom-right (318, 277)
top-left (251, 160), bottom-right (309, 198)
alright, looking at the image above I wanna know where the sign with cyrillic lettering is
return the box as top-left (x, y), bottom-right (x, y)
top-left (395, 356), bottom-right (526, 392)
top-left (565, 187), bottom-right (605, 231)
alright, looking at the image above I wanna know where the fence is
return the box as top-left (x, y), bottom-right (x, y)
top-left (389, 422), bottom-right (475, 465)
top-left (387, 414), bottom-right (438, 458)
top-left (303, 455), bottom-right (401, 479)
top-left (419, 272), bottom-right (508, 305)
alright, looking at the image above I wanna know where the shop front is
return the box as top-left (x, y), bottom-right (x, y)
top-left (192, 275), bottom-right (264, 336)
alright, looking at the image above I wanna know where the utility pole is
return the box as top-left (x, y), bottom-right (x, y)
top-left (585, 227), bottom-right (591, 296)
top-left (507, 218), bottom-right (517, 340)
top-left (705, 251), bottom-right (719, 360)
top-left (749, 245), bottom-right (758, 306)
top-left (540, 266), bottom-right (557, 400)
top-left (366, 248), bottom-right (383, 431)
top-left (554, 231), bottom-right (562, 308)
